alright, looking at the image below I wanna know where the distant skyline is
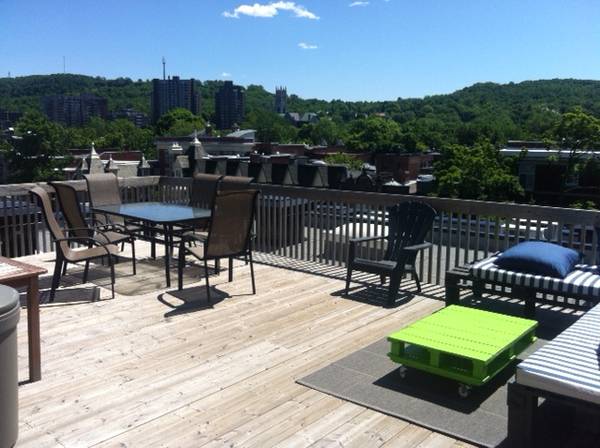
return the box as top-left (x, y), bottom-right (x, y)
top-left (1, 0), bottom-right (599, 101)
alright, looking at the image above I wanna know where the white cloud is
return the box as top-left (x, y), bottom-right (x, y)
top-left (221, 72), bottom-right (232, 77)
top-left (349, 1), bottom-right (369, 6)
top-left (223, 2), bottom-right (319, 20)
top-left (298, 42), bottom-right (318, 50)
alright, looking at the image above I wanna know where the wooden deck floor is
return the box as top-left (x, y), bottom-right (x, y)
top-left (13, 247), bottom-right (475, 448)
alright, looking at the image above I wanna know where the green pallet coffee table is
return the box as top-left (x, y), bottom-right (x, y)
top-left (388, 305), bottom-right (537, 397)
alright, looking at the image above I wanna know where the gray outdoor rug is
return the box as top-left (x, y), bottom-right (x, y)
top-left (298, 301), bottom-right (595, 448)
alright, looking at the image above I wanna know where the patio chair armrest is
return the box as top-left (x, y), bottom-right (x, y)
top-left (93, 223), bottom-right (114, 232)
top-left (403, 242), bottom-right (432, 252)
top-left (64, 227), bottom-right (94, 237)
top-left (103, 222), bottom-right (133, 235)
top-left (180, 231), bottom-right (207, 244)
top-left (91, 227), bottom-right (124, 242)
top-left (92, 211), bottom-right (107, 221)
top-left (347, 235), bottom-right (385, 263)
top-left (92, 212), bottom-right (137, 228)
top-left (66, 226), bottom-right (118, 242)
top-left (56, 236), bottom-right (97, 245)
top-left (170, 224), bottom-right (196, 236)
top-left (178, 234), bottom-right (196, 256)
top-left (85, 217), bottom-right (112, 230)
top-left (55, 236), bottom-right (112, 251)
top-left (349, 235), bottom-right (385, 246)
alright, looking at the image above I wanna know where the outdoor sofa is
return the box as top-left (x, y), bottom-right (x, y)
top-left (507, 301), bottom-right (600, 446)
top-left (446, 254), bottom-right (600, 318)
top-left (444, 244), bottom-right (600, 446)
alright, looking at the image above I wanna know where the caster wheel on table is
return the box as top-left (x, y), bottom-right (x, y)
top-left (398, 366), bottom-right (408, 379)
top-left (458, 384), bottom-right (471, 398)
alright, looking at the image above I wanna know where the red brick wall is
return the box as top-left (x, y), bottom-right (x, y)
top-left (375, 153), bottom-right (431, 183)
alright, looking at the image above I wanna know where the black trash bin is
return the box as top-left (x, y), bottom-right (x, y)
top-left (0, 285), bottom-right (20, 448)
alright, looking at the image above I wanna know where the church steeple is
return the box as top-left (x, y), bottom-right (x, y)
top-left (87, 142), bottom-right (104, 174)
top-left (275, 86), bottom-right (288, 114)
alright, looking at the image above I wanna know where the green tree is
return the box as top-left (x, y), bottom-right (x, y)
top-left (346, 116), bottom-right (402, 152)
top-left (569, 200), bottom-right (598, 210)
top-left (0, 140), bottom-right (11, 152)
top-left (299, 119), bottom-right (346, 146)
top-left (579, 157), bottom-right (600, 187)
top-left (524, 106), bottom-right (560, 138)
top-left (155, 108), bottom-right (205, 136)
top-left (242, 110), bottom-right (298, 143)
top-left (555, 107), bottom-right (600, 148)
top-left (435, 141), bottom-right (524, 201)
top-left (98, 119), bottom-right (154, 154)
top-left (323, 153), bottom-right (363, 171)
top-left (12, 111), bottom-right (68, 182)
top-left (62, 118), bottom-right (155, 156)
top-left (552, 107), bottom-right (600, 200)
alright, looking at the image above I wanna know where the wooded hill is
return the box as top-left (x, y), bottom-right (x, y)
top-left (1, 74), bottom-right (600, 143)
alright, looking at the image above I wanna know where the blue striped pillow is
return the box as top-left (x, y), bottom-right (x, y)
top-left (495, 241), bottom-right (582, 278)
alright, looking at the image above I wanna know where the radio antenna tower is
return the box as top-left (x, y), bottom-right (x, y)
top-left (162, 57), bottom-right (166, 80)
top-left (63, 56), bottom-right (66, 74)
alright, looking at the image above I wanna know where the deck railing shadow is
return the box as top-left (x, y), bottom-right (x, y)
top-left (254, 252), bottom-right (447, 304)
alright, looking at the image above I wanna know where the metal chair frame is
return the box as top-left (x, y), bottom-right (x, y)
top-left (30, 186), bottom-right (119, 301)
top-left (177, 190), bottom-right (259, 302)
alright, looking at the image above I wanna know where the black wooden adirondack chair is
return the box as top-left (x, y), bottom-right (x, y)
top-left (345, 201), bottom-right (437, 306)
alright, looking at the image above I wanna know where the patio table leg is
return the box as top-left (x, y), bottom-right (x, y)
top-left (163, 223), bottom-right (171, 287)
top-left (27, 276), bottom-right (41, 382)
top-left (149, 222), bottom-right (156, 259)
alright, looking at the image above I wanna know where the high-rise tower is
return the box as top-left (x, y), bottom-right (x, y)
top-left (215, 81), bottom-right (245, 130)
top-left (151, 76), bottom-right (200, 123)
top-left (42, 94), bottom-right (108, 126)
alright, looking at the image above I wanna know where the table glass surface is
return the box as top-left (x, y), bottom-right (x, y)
top-left (92, 202), bottom-right (211, 224)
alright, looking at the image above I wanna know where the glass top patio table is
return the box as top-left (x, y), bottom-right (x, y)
top-left (91, 202), bottom-right (211, 288)
top-left (91, 202), bottom-right (211, 224)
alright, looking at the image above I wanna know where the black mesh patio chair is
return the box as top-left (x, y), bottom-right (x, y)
top-left (177, 173), bottom-right (223, 237)
top-left (219, 175), bottom-right (253, 192)
top-left (84, 173), bottom-right (142, 233)
top-left (345, 201), bottom-right (437, 306)
top-left (177, 189), bottom-right (259, 302)
top-left (190, 173), bottom-right (223, 209)
top-left (50, 181), bottom-right (136, 276)
top-left (30, 186), bottom-right (119, 301)
top-left (217, 175), bottom-right (256, 261)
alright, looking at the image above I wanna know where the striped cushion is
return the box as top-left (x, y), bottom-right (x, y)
top-left (470, 255), bottom-right (600, 298)
top-left (516, 303), bottom-right (600, 404)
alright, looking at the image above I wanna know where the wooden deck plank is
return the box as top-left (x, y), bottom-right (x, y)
top-left (13, 249), bottom-right (466, 448)
top-left (309, 409), bottom-right (410, 447)
top-left (380, 425), bottom-right (433, 448)
top-left (415, 433), bottom-right (462, 448)
top-left (101, 299), bottom-right (434, 447)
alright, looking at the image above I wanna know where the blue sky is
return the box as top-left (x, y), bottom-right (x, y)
top-left (1, 0), bottom-right (599, 101)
